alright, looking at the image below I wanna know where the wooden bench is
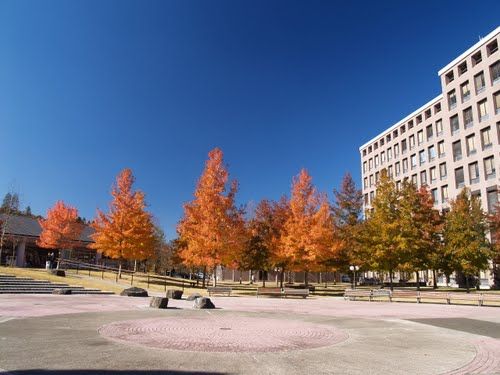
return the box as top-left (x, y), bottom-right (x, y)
top-left (207, 286), bottom-right (232, 296)
top-left (256, 287), bottom-right (283, 298)
top-left (416, 291), bottom-right (450, 304)
top-left (283, 288), bottom-right (309, 298)
top-left (447, 293), bottom-right (482, 306)
top-left (481, 293), bottom-right (500, 306)
top-left (344, 289), bottom-right (372, 301)
top-left (370, 289), bottom-right (391, 301)
top-left (389, 290), bottom-right (419, 302)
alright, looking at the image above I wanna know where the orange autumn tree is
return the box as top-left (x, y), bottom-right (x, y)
top-left (177, 148), bottom-right (245, 287)
top-left (37, 201), bottom-right (83, 259)
top-left (90, 168), bottom-right (156, 276)
top-left (281, 169), bottom-right (335, 286)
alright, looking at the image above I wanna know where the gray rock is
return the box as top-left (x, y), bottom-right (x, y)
top-left (150, 296), bottom-right (169, 309)
top-left (186, 293), bottom-right (203, 301)
top-left (193, 297), bottom-right (215, 309)
top-left (52, 288), bottom-right (72, 295)
top-left (120, 287), bottom-right (148, 297)
top-left (49, 269), bottom-right (66, 277)
top-left (166, 289), bottom-right (183, 299)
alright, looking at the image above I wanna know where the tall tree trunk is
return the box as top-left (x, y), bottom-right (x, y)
top-left (432, 269), bottom-right (437, 289)
top-left (202, 266), bottom-right (206, 288)
top-left (415, 271), bottom-right (420, 291)
top-left (213, 266), bottom-right (217, 287)
top-left (134, 259), bottom-right (137, 272)
top-left (465, 274), bottom-right (470, 293)
top-left (232, 269), bottom-right (235, 282)
top-left (279, 268), bottom-right (284, 289)
top-left (319, 272), bottom-right (322, 285)
top-left (389, 270), bottom-right (394, 291)
top-left (118, 261), bottom-right (122, 279)
top-left (476, 272), bottom-right (481, 290)
top-left (304, 270), bottom-right (309, 287)
top-left (262, 271), bottom-right (266, 287)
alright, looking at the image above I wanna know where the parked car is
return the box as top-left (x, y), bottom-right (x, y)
top-left (341, 275), bottom-right (351, 283)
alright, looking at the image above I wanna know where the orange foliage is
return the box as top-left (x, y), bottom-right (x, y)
top-left (90, 168), bottom-right (156, 261)
top-left (281, 169), bottom-right (336, 272)
top-left (177, 148), bottom-right (245, 270)
top-left (37, 201), bottom-right (83, 250)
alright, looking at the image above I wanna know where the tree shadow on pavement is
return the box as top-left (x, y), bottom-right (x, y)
top-left (3, 370), bottom-right (225, 375)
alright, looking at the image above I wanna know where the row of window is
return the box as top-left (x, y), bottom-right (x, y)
top-left (447, 62), bottom-right (500, 110)
top-left (362, 107), bottom-right (499, 174)
top-left (444, 38), bottom-right (498, 84)
top-left (362, 59), bottom-right (500, 158)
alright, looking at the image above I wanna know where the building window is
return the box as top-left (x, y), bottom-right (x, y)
top-left (436, 119), bottom-right (443, 136)
top-left (452, 140), bottom-right (462, 162)
top-left (370, 191), bottom-right (374, 202)
top-left (411, 174), bottom-right (417, 185)
top-left (416, 115), bottom-right (422, 124)
top-left (369, 158), bottom-right (373, 170)
top-left (478, 99), bottom-right (488, 122)
top-left (431, 189), bottom-right (438, 205)
top-left (463, 107), bottom-right (473, 128)
top-left (395, 162), bottom-right (401, 176)
top-left (466, 134), bottom-right (477, 156)
top-left (487, 189), bottom-right (498, 213)
top-left (445, 71), bottom-right (454, 84)
top-left (481, 126), bottom-right (492, 149)
top-left (450, 115), bottom-right (459, 135)
top-left (475, 72), bottom-right (485, 94)
top-left (491, 61), bottom-right (500, 85)
top-left (369, 175), bottom-right (374, 187)
top-left (472, 51), bottom-right (482, 66)
top-left (394, 144), bottom-right (399, 157)
top-left (469, 162), bottom-right (480, 184)
top-left (421, 170), bottom-right (428, 186)
top-left (364, 194), bottom-right (368, 205)
top-left (388, 165), bottom-right (393, 178)
top-left (417, 130), bottom-right (424, 145)
top-left (386, 134), bottom-right (391, 142)
top-left (439, 162), bottom-right (447, 180)
top-left (428, 145), bottom-right (436, 161)
top-left (403, 158), bottom-right (408, 173)
top-left (426, 125), bottom-right (433, 140)
top-left (375, 155), bottom-right (379, 167)
top-left (448, 89), bottom-right (457, 110)
top-left (411, 154), bottom-right (417, 169)
top-left (438, 141), bottom-right (445, 157)
top-left (434, 103), bottom-right (442, 113)
top-left (364, 177), bottom-right (368, 189)
top-left (363, 162), bottom-right (367, 173)
top-left (460, 81), bottom-right (470, 103)
top-left (441, 185), bottom-right (449, 203)
top-left (419, 150), bottom-right (426, 165)
top-left (375, 172), bottom-right (380, 183)
top-left (455, 167), bottom-right (465, 189)
top-left (430, 167), bottom-right (437, 183)
top-left (380, 138), bottom-right (385, 146)
top-left (458, 61), bottom-right (468, 76)
top-left (484, 156), bottom-right (496, 179)
top-left (409, 135), bottom-right (415, 149)
top-left (387, 147), bottom-right (392, 161)
top-left (425, 109), bottom-right (431, 119)
top-left (487, 40), bottom-right (498, 56)
top-left (401, 139), bottom-right (407, 154)
top-left (494, 91), bottom-right (500, 114)
top-left (381, 151), bottom-right (385, 163)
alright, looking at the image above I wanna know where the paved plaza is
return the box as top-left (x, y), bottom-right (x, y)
top-left (0, 294), bottom-right (499, 374)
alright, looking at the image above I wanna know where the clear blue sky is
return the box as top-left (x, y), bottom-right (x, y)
top-left (1, 1), bottom-right (499, 238)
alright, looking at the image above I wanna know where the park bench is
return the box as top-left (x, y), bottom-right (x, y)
top-left (207, 286), bottom-right (232, 297)
top-left (370, 289), bottom-right (391, 301)
top-left (447, 292), bottom-right (482, 306)
top-left (344, 289), bottom-right (372, 301)
top-left (283, 288), bottom-right (309, 298)
top-left (256, 287), bottom-right (283, 298)
top-left (417, 291), bottom-right (449, 304)
top-left (389, 290), bottom-right (419, 302)
top-left (481, 293), bottom-right (500, 307)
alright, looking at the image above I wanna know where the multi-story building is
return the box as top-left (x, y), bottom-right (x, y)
top-left (359, 27), bottom-right (500, 287)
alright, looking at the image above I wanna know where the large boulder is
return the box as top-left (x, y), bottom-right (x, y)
top-left (186, 293), bottom-right (203, 301)
top-left (150, 297), bottom-right (169, 309)
top-left (52, 288), bottom-right (72, 295)
top-left (193, 297), bottom-right (215, 309)
top-left (120, 287), bottom-right (148, 297)
top-left (49, 269), bottom-right (66, 277)
top-left (166, 289), bottom-right (183, 300)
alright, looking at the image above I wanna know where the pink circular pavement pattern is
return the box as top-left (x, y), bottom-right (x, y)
top-left (98, 314), bottom-right (348, 353)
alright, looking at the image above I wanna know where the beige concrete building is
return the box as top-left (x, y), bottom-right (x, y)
top-left (359, 27), bottom-right (500, 287)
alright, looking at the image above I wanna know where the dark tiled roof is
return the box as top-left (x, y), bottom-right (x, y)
top-left (0, 214), bottom-right (94, 242)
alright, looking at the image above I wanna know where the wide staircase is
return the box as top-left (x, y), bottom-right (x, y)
top-left (0, 274), bottom-right (114, 295)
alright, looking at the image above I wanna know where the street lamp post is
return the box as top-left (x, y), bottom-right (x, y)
top-left (349, 265), bottom-right (359, 289)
